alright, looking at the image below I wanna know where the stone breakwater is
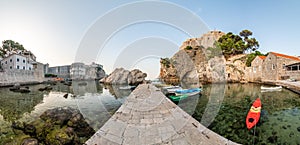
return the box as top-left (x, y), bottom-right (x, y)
top-left (86, 84), bottom-right (238, 145)
top-left (263, 80), bottom-right (300, 94)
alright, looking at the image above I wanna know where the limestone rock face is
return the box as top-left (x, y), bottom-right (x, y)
top-left (226, 54), bottom-right (248, 83)
top-left (180, 31), bottom-right (225, 50)
top-left (100, 68), bottom-right (147, 85)
top-left (160, 30), bottom-right (248, 84)
top-left (160, 31), bottom-right (226, 84)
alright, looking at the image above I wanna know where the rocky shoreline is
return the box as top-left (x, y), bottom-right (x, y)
top-left (11, 107), bottom-right (95, 145)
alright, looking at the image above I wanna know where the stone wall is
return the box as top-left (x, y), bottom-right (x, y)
top-left (285, 71), bottom-right (300, 80)
top-left (0, 69), bottom-right (44, 86)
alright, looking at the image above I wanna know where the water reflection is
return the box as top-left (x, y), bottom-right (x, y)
top-left (0, 81), bottom-right (131, 144)
top-left (0, 85), bottom-right (45, 122)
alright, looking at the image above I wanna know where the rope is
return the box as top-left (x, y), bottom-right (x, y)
top-left (253, 121), bottom-right (256, 145)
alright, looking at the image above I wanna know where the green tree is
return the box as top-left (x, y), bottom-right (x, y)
top-left (0, 40), bottom-right (27, 58)
top-left (2, 40), bottom-right (25, 53)
top-left (214, 30), bottom-right (259, 59)
top-left (246, 51), bottom-right (265, 67)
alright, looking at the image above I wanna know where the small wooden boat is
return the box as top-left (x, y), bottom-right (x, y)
top-left (169, 89), bottom-right (201, 102)
top-left (162, 86), bottom-right (182, 94)
top-left (246, 98), bottom-right (261, 129)
top-left (119, 86), bottom-right (136, 90)
top-left (169, 94), bottom-right (188, 102)
top-left (261, 86), bottom-right (282, 90)
top-left (175, 88), bottom-right (201, 94)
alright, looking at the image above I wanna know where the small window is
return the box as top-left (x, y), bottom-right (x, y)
top-left (17, 66), bottom-right (20, 69)
top-left (10, 59), bottom-right (12, 62)
top-left (10, 66), bottom-right (12, 69)
top-left (29, 67), bottom-right (31, 70)
top-left (23, 60), bottom-right (25, 63)
top-left (17, 58), bottom-right (19, 62)
top-left (272, 64), bottom-right (276, 70)
top-left (23, 66), bottom-right (25, 70)
top-left (5, 61), bottom-right (7, 64)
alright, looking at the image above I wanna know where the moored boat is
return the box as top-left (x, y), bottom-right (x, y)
top-left (246, 98), bottom-right (262, 129)
top-left (119, 85), bottom-right (136, 90)
top-left (162, 86), bottom-right (182, 94)
top-left (175, 88), bottom-right (201, 94)
top-left (261, 86), bottom-right (282, 90)
top-left (169, 94), bottom-right (188, 102)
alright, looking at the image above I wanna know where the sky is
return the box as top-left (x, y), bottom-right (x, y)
top-left (0, 0), bottom-right (300, 79)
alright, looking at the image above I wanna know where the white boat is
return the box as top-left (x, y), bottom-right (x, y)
top-left (261, 86), bottom-right (282, 91)
top-left (119, 86), bottom-right (136, 90)
top-left (162, 86), bottom-right (182, 94)
top-left (176, 90), bottom-right (200, 96)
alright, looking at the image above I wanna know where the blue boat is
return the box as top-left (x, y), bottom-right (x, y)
top-left (175, 88), bottom-right (201, 94)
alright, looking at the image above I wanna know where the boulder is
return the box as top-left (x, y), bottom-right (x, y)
top-left (21, 138), bottom-right (38, 145)
top-left (40, 107), bottom-right (75, 126)
top-left (100, 68), bottom-right (147, 85)
top-left (12, 107), bottom-right (95, 145)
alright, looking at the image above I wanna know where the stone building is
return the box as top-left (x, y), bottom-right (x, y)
top-left (70, 62), bottom-right (106, 80)
top-left (262, 52), bottom-right (300, 81)
top-left (47, 65), bottom-right (71, 79)
top-left (0, 53), bottom-right (34, 70)
top-left (70, 62), bottom-right (85, 80)
top-left (247, 56), bottom-right (266, 82)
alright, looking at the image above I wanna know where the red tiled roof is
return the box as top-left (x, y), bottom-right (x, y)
top-left (258, 56), bottom-right (266, 60)
top-left (270, 52), bottom-right (300, 61)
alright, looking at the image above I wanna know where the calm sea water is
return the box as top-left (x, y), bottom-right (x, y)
top-left (0, 82), bottom-right (300, 144)
top-left (178, 83), bottom-right (300, 144)
top-left (0, 81), bottom-right (129, 144)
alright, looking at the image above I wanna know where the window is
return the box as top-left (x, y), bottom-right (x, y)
top-left (272, 64), bottom-right (276, 70)
top-left (10, 66), bottom-right (12, 69)
top-left (23, 66), bottom-right (25, 70)
top-left (17, 66), bottom-right (19, 69)
top-left (23, 60), bottom-right (25, 63)
top-left (253, 67), bottom-right (256, 73)
top-left (10, 59), bottom-right (12, 62)
top-left (17, 58), bottom-right (19, 62)
top-left (29, 67), bottom-right (31, 70)
top-left (5, 61), bottom-right (7, 64)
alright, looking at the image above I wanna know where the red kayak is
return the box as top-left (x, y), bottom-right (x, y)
top-left (246, 98), bottom-right (262, 129)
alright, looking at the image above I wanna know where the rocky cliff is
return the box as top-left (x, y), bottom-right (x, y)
top-left (160, 31), bottom-right (248, 84)
top-left (100, 68), bottom-right (147, 85)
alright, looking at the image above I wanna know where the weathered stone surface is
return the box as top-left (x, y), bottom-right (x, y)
top-left (100, 68), bottom-right (147, 85)
top-left (86, 84), bottom-right (238, 145)
top-left (21, 138), bottom-right (38, 145)
top-left (160, 31), bottom-right (249, 84)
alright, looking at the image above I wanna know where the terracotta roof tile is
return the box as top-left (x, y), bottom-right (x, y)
top-left (258, 56), bottom-right (266, 60)
top-left (270, 52), bottom-right (300, 61)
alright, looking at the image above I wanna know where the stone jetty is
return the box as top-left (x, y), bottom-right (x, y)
top-left (86, 84), bottom-right (237, 145)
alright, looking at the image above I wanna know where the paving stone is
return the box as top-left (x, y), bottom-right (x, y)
top-left (85, 84), bottom-right (238, 145)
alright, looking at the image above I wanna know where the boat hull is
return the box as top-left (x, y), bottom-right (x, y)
top-left (246, 98), bottom-right (261, 129)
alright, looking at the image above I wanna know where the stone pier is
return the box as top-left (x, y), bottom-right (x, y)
top-left (86, 84), bottom-right (238, 145)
